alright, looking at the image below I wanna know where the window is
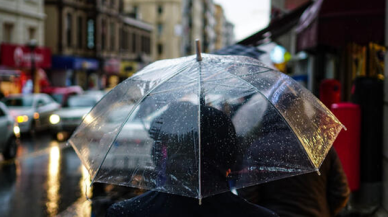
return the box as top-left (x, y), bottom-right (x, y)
top-left (28, 27), bottom-right (36, 41)
top-left (141, 35), bottom-right (150, 54)
top-left (157, 43), bottom-right (163, 55)
top-left (0, 107), bottom-right (5, 117)
top-left (3, 23), bottom-right (14, 43)
top-left (66, 13), bottom-right (72, 47)
top-left (132, 32), bottom-right (137, 53)
top-left (157, 23), bottom-right (163, 36)
top-left (101, 19), bottom-right (106, 50)
top-left (121, 28), bottom-right (129, 50)
top-left (120, 27), bottom-right (124, 50)
top-left (133, 6), bottom-right (138, 18)
top-left (110, 22), bottom-right (115, 51)
top-left (157, 5), bottom-right (163, 14)
top-left (77, 16), bottom-right (83, 49)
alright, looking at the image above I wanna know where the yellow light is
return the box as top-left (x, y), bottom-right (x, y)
top-left (16, 115), bottom-right (29, 123)
top-left (33, 112), bottom-right (39, 119)
top-left (49, 114), bottom-right (60, 125)
top-left (57, 132), bottom-right (65, 141)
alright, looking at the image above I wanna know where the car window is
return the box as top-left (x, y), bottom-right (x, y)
top-left (3, 96), bottom-right (34, 107)
top-left (42, 95), bottom-right (53, 104)
top-left (0, 107), bottom-right (5, 117)
top-left (51, 94), bottom-right (63, 104)
top-left (37, 99), bottom-right (45, 107)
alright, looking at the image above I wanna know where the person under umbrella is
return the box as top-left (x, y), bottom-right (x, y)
top-left (237, 92), bottom-right (350, 217)
top-left (107, 101), bottom-right (278, 217)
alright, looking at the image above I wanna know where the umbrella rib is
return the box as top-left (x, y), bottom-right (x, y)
top-left (223, 70), bottom-right (316, 170)
top-left (91, 62), bottom-right (197, 185)
top-left (197, 60), bottom-right (203, 202)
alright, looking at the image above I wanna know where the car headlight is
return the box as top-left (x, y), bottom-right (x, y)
top-left (13, 125), bottom-right (20, 137)
top-left (50, 114), bottom-right (61, 124)
top-left (16, 115), bottom-right (29, 123)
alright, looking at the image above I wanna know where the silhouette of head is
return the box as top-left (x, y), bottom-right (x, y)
top-left (149, 101), bottom-right (238, 193)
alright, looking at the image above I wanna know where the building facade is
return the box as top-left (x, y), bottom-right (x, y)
top-left (0, 0), bottom-right (45, 46)
top-left (124, 0), bottom-right (182, 60)
top-left (45, 0), bottom-right (152, 90)
top-left (201, 0), bottom-right (216, 53)
top-left (124, 0), bottom-right (231, 60)
top-left (0, 0), bottom-right (51, 94)
top-left (181, 0), bottom-right (204, 56)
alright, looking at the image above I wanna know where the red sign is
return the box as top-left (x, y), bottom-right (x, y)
top-left (1, 43), bottom-right (52, 68)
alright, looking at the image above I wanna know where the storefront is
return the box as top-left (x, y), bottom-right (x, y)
top-left (51, 55), bottom-right (100, 90)
top-left (103, 58), bottom-right (120, 89)
top-left (119, 61), bottom-right (138, 79)
top-left (0, 43), bottom-right (51, 94)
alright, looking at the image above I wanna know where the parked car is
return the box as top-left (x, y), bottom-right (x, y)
top-left (41, 85), bottom-right (83, 107)
top-left (49, 94), bottom-right (102, 140)
top-left (0, 102), bottom-right (20, 160)
top-left (2, 93), bottom-right (61, 134)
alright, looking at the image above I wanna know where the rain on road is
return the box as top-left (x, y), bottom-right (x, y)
top-left (0, 132), bottom-right (91, 217)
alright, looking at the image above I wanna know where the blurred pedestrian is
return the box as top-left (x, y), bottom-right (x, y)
top-left (238, 147), bottom-right (350, 217)
top-left (107, 102), bottom-right (278, 217)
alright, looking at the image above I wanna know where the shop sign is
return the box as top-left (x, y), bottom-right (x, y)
top-left (87, 19), bottom-right (95, 49)
top-left (104, 58), bottom-right (120, 74)
top-left (1, 43), bottom-right (51, 68)
top-left (120, 61), bottom-right (137, 77)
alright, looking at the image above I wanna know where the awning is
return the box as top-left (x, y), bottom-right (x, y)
top-left (52, 55), bottom-right (99, 70)
top-left (237, 2), bottom-right (312, 46)
top-left (296, 0), bottom-right (385, 52)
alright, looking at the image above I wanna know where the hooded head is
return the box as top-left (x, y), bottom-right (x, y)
top-left (149, 101), bottom-right (238, 194)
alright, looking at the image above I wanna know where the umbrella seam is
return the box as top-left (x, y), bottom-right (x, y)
top-left (91, 61), bottom-right (198, 185)
top-left (222, 70), bottom-right (316, 170)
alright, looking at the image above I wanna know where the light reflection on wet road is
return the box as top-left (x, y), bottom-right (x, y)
top-left (0, 133), bottom-right (88, 217)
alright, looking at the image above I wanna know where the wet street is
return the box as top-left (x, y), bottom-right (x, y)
top-left (0, 132), bottom-right (91, 217)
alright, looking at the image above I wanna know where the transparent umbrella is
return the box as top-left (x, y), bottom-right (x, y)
top-left (68, 46), bottom-right (344, 201)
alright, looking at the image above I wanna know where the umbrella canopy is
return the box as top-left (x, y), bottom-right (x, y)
top-left (68, 53), bottom-right (344, 200)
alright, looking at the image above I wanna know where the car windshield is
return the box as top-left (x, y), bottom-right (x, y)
top-left (51, 94), bottom-right (64, 104)
top-left (3, 96), bottom-right (34, 107)
top-left (68, 96), bottom-right (98, 108)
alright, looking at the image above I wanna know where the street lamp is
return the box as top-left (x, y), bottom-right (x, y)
top-left (27, 39), bottom-right (37, 93)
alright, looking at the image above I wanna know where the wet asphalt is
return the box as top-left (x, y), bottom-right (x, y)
top-left (0, 132), bottom-right (89, 217)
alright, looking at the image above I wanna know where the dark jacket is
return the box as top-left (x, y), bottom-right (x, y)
top-left (238, 148), bottom-right (350, 217)
top-left (106, 191), bottom-right (279, 217)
